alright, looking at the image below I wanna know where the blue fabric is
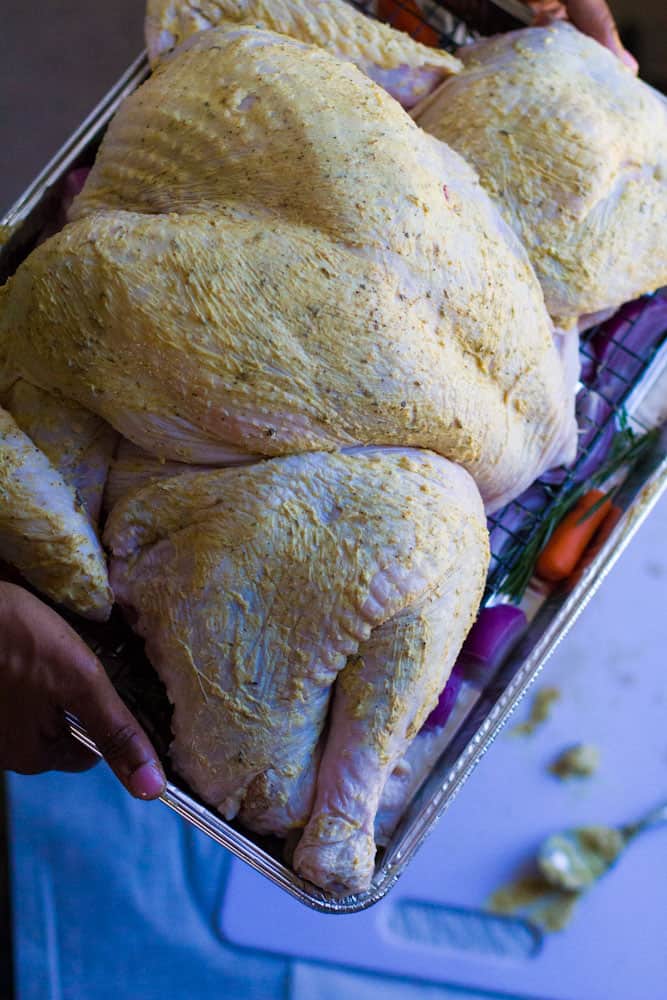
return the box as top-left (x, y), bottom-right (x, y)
top-left (288, 964), bottom-right (517, 1000)
top-left (9, 768), bottom-right (288, 1000)
top-left (8, 767), bottom-right (506, 1000)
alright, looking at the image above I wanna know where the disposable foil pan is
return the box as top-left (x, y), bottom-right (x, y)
top-left (2, 10), bottom-right (666, 914)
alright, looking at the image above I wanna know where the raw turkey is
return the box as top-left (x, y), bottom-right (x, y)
top-left (145, 0), bottom-right (461, 107)
top-left (0, 402), bottom-right (112, 620)
top-left (1, 28), bottom-right (575, 513)
top-left (153, 7), bottom-right (667, 330)
top-left (414, 25), bottom-right (667, 329)
top-left (5, 380), bottom-right (117, 525)
top-left (105, 449), bottom-right (489, 894)
top-left (102, 439), bottom-right (226, 514)
top-left (0, 23), bottom-right (576, 895)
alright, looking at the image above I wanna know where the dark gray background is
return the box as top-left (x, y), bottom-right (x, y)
top-left (1, 0), bottom-right (665, 213)
top-left (1, 1), bottom-right (144, 214)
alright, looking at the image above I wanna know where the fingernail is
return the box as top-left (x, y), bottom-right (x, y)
top-left (619, 49), bottom-right (638, 73)
top-left (128, 761), bottom-right (166, 800)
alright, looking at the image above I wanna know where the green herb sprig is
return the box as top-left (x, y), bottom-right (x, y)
top-left (500, 422), bottom-right (659, 603)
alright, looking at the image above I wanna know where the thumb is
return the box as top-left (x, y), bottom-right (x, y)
top-left (564, 0), bottom-right (638, 73)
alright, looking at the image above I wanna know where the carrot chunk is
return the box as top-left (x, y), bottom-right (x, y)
top-left (536, 489), bottom-right (613, 582)
top-left (377, 0), bottom-right (440, 45)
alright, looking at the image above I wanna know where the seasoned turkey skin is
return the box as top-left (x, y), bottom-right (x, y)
top-left (5, 380), bottom-right (117, 525)
top-left (145, 0), bottom-right (461, 106)
top-left (152, 14), bottom-right (665, 329)
top-left (103, 439), bottom-right (228, 515)
top-left (1, 28), bottom-right (575, 512)
top-left (414, 25), bottom-right (667, 329)
top-left (106, 448), bottom-right (489, 895)
top-left (0, 406), bottom-right (112, 620)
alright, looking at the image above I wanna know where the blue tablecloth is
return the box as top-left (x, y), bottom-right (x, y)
top-left (8, 768), bottom-right (504, 1000)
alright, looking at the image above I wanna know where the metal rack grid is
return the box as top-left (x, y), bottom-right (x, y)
top-left (486, 295), bottom-right (667, 600)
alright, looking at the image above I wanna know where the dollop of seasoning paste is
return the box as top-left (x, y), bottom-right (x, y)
top-left (549, 742), bottom-right (600, 779)
top-left (512, 685), bottom-right (561, 736)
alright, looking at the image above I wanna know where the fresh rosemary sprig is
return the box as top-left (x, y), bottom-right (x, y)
top-left (500, 422), bottom-right (659, 603)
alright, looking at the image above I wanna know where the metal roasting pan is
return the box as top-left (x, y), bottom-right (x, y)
top-left (1, 0), bottom-right (666, 913)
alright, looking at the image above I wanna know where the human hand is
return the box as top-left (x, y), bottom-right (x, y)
top-left (563, 0), bottom-right (637, 71)
top-left (526, 0), bottom-right (638, 73)
top-left (0, 582), bottom-right (165, 799)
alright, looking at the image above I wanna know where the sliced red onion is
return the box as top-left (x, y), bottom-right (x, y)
top-left (421, 605), bottom-right (527, 731)
top-left (38, 166), bottom-right (91, 244)
top-left (61, 166), bottom-right (91, 219)
top-left (542, 388), bottom-right (616, 487)
top-left (572, 391), bottom-right (617, 482)
top-left (544, 294), bottom-right (667, 482)
top-left (579, 344), bottom-right (597, 385)
top-left (457, 604), bottom-right (527, 683)
top-left (592, 293), bottom-right (667, 403)
top-left (421, 663), bottom-right (464, 731)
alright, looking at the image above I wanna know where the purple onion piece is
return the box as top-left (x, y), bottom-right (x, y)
top-left (61, 166), bottom-right (91, 219)
top-left (544, 294), bottom-right (667, 484)
top-left (579, 347), bottom-right (596, 385)
top-left (542, 388), bottom-right (616, 487)
top-left (488, 484), bottom-right (547, 573)
top-left (421, 664), bottom-right (464, 731)
top-left (539, 466), bottom-right (567, 488)
top-left (421, 605), bottom-right (527, 732)
top-left (591, 293), bottom-right (667, 404)
top-left (571, 391), bottom-right (617, 483)
top-left (38, 166), bottom-right (91, 244)
top-left (457, 604), bottom-right (527, 683)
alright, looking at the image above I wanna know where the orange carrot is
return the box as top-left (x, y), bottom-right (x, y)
top-left (536, 489), bottom-right (613, 582)
top-left (377, 0), bottom-right (440, 46)
top-left (565, 502), bottom-right (623, 589)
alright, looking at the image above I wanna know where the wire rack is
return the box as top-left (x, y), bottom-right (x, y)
top-left (487, 294), bottom-right (667, 600)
